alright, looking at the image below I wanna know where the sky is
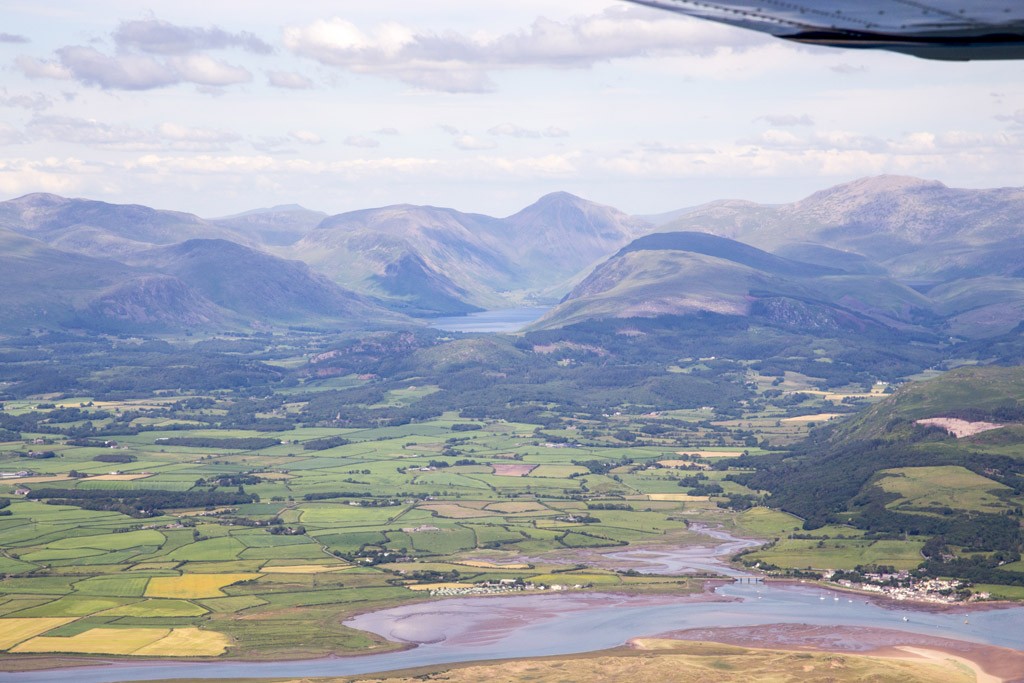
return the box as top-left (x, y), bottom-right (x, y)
top-left (1, 0), bottom-right (1023, 218)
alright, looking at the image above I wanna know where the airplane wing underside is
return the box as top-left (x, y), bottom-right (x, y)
top-left (623, 0), bottom-right (1024, 60)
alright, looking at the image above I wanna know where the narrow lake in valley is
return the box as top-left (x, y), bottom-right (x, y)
top-left (428, 307), bottom-right (552, 333)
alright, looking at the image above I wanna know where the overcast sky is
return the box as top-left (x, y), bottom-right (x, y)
top-left (1, 0), bottom-right (1022, 217)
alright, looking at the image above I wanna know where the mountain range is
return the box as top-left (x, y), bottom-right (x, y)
top-left (536, 176), bottom-right (1024, 341)
top-left (1, 175), bottom-right (1024, 339)
top-left (284, 191), bottom-right (648, 315)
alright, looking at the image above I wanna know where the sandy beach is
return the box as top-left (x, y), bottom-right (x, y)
top-left (648, 623), bottom-right (1024, 682)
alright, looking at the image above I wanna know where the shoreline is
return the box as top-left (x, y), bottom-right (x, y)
top-left (641, 623), bottom-right (1024, 683)
top-left (772, 577), bottom-right (1021, 612)
top-left (0, 586), bottom-right (732, 674)
top-left (2, 576), bottom-right (1019, 674)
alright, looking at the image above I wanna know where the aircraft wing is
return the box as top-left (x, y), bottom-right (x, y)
top-left (623, 0), bottom-right (1024, 60)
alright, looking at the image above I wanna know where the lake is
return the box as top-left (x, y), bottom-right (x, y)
top-left (428, 307), bottom-right (552, 333)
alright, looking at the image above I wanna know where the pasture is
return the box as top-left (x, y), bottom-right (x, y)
top-left (873, 465), bottom-right (1018, 514)
top-left (145, 574), bottom-right (261, 599)
top-left (0, 391), bottom-right (942, 662)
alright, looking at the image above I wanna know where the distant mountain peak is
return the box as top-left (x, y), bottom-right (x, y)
top-left (11, 192), bottom-right (71, 206)
top-left (797, 175), bottom-right (946, 205)
top-left (212, 204), bottom-right (324, 220)
top-left (533, 190), bottom-right (586, 204)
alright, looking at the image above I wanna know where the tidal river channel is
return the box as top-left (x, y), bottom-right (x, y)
top-left (7, 528), bottom-right (1024, 683)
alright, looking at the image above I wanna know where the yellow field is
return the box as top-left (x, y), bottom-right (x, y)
top-left (780, 413), bottom-right (842, 423)
top-left (89, 473), bottom-right (153, 481)
top-left (531, 573), bottom-right (620, 586)
top-left (133, 627), bottom-right (231, 656)
top-left (454, 561), bottom-right (531, 570)
top-left (0, 618), bottom-right (76, 650)
top-left (171, 506), bottom-right (237, 517)
top-left (485, 501), bottom-right (548, 513)
top-left (260, 564), bottom-right (350, 574)
top-left (406, 582), bottom-right (475, 591)
top-left (12, 627), bottom-right (169, 655)
top-left (130, 562), bottom-right (180, 570)
top-left (674, 450), bottom-right (745, 457)
top-left (657, 460), bottom-right (710, 469)
top-left (647, 493), bottom-right (711, 502)
top-left (11, 627), bottom-right (230, 656)
top-left (145, 573), bottom-right (261, 599)
top-left (96, 599), bottom-right (209, 617)
top-left (419, 503), bottom-right (497, 518)
top-left (800, 389), bottom-right (881, 401)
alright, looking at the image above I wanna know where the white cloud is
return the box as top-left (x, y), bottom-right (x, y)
top-left (291, 130), bottom-right (324, 145)
top-left (35, 46), bottom-right (252, 90)
top-left (266, 70), bottom-right (314, 89)
top-left (0, 157), bottom-right (108, 197)
top-left (374, 127), bottom-right (400, 135)
top-left (15, 55), bottom-right (71, 80)
top-left (0, 123), bottom-right (27, 145)
top-left (113, 19), bottom-right (272, 55)
top-left (18, 17), bottom-right (261, 91)
top-left (29, 115), bottom-right (149, 147)
top-left (168, 54), bottom-right (251, 86)
top-left (126, 153), bottom-right (442, 178)
top-left (638, 140), bottom-right (716, 154)
top-left (488, 123), bottom-right (570, 138)
top-left (995, 109), bottom-right (1024, 126)
top-left (282, 8), bottom-right (762, 92)
top-left (55, 46), bottom-right (179, 90)
top-left (28, 115), bottom-right (239, 150)
top-left (156, 122), bottom-right (240, 145)
top-left (756, 114), bottom-right (814, 127)
top-left (251, 138), bottom-right (297, 154)
top-left (0, 89), bottom-right (52, 111)
top-left (0, 33), bottom-right (29, 44)
top-left (453, 135), bottom-right (497, 150)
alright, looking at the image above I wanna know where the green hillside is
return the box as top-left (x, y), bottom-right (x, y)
top-left (830, 365), bottom-right (1024, 442)
top-left (738, 365), bottom-right (1024, 585)
top-left (534, 232), bottom-right (935, 335)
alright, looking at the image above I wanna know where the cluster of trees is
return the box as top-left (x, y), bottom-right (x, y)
top-left (93, 453), bottom-right (136, 463)
top-left (572, 458), bottom-right (633, 475)
top-left (156, 436), bottom-right (281, 450)
top-left (27, 487), bottom-right (256, 518)
top-left (0, 333), bottom-right (290, 400)
top-left (921, 556), bottom-right (1024, 587)
top-left (302, 435), bottom-right (352, 451)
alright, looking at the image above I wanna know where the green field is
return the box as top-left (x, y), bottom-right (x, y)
top-left (1, 341), bottom-right (1019, 665)
top-left (748, 538), bottom-right (926, 571)
top-left (874, 465), bottom-right (1018, 514)
top-left (0, 405), bottom-right (759, 659)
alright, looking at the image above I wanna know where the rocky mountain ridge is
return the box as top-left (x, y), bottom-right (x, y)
top-left (3, 175), bottom-right (1024, 336)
